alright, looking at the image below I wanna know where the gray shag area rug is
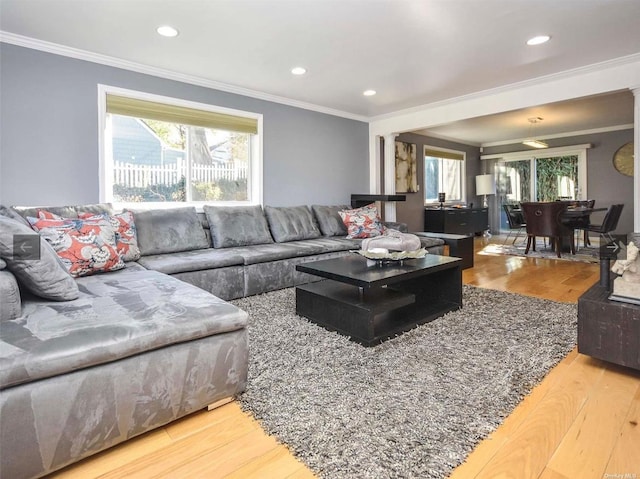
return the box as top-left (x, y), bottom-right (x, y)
top-left (232, 285), bottom-right (577, 479)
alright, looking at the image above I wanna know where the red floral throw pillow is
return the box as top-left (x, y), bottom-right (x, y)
top-left (28, 216), bottom-right (125, 277)
top-left (79, 211), bottom-right (141, 262)
top-left (338, 203), bottom-right (386, 239)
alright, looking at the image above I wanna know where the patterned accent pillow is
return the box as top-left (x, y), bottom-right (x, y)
top-left (28, 216), bottom-right (125, 277)
top-left (79, 211), bottom-right (141, 262)
top-left (338, 203), bottom-right (386, 239)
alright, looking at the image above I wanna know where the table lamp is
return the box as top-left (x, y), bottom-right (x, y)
top-left (475, 174), bottom-right (496, 208)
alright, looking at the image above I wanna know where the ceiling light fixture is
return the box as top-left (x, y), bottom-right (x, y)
top-left (291, 67), bottom-right (307, 75)
top-left (527, 35), bottom-right (550, 46)
top-left (522, 117), bottom-right (548, 149)
top-left (363, 90), bottom-right (377, 97)
top-left (157, 25), bottom-right (179, 37)
top-left (522, 139), bottom-right (549, 149)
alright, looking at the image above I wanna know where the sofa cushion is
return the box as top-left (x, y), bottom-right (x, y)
top-left (137, 248), bottom-right (245, 275)
top-left (204, 205), bottom-right (273, 248)
top-left (131, 207), bottom-right (209, 256)
top-left (0, 216), bottom-right (79, 301)
top-left (11, 203), bottom-right (113, 219)
top-left (28, 216), bottom-right (125, 277)
top-left (13, 205), bottom-right (78, 220)
top-left (225, 243), bottom-right (304, 265)
top-left (0, 270), bottom-right (21, 321)
top-left (264, 205), bottom-right (322, 243)
top-left (75, 203), bottom-right (114, 216)
top-left (279, 237), bottom-right (358, 256)
top-left (221, 237), bottom-right (357, 266)
top-left (0, 205), bottom-right (32, 228)
top-left (0, 268), bottom-right (248, 389)
top-left (311, 205), bottom-right (351, 237)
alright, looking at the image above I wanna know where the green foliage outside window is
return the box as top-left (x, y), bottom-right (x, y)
top-left (114, 177), bottom-right (248, 203)
top-left (535, 156), bottom-right (578, 202)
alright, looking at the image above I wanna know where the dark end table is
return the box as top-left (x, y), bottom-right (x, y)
top-left (578, 282), bottom-right (640, 371)
top-left (414, 232), bottom-right (474, 269)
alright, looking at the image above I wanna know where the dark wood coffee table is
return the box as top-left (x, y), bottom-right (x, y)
top-left (295, 254), bottom-right (462, 346)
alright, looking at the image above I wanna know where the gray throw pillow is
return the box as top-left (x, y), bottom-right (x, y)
top-left (204, 205), bottom-right (273, 248)
top-left (0, 205), bottom-right (32, 228)
top-left (0, 216), bottom-right (79, 301)
top-left (311, 205), bottom-right (350, 237)
top-left (130, 207), bottom-right (209, 256)
top-left (264, 205), bottom-right (322, 243)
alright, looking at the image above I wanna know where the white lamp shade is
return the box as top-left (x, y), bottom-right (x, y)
top-left (475, 174), bottom-right (496, 196)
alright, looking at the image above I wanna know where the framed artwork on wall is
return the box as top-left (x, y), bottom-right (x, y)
top-left (395, 141), bottom-right (417, 193)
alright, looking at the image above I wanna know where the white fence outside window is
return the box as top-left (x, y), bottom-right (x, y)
top-left (113, 160), bottom-right (248, 188)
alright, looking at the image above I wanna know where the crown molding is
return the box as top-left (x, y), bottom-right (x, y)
top-left (0, 31), bottom-right (369, 123)
top-left (370, 52), bottom-right (640, 123)
top-left (480, 123), bottom-right (634, 148)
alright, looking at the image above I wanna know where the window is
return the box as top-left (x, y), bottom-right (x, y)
top-left (423, 146), bottom-right (465, 204)
top-left (99, 86), bottom-right (262, 206)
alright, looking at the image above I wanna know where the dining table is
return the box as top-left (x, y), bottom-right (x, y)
top-left (513, 205), bottom-right (608, 253)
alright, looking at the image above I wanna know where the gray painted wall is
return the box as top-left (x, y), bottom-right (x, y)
top-left (482, 129), bottom-right (635, 235)
top-left (0, 44), bottom-right (369, 207)
top-left (394, 133), bottom-right (482, 232)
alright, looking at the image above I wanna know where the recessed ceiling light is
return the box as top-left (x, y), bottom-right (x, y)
top-left (291, 67), bottom-right (307, 75)
top-left (527, 35), bottom-right (550, 46)
top-left (157, 25), bottom-right (179, 37)
top-left (363, 90), bottom-right (377, 97)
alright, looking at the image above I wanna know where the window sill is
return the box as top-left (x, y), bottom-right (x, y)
top-left (112, 200), bottom-right (260, 213)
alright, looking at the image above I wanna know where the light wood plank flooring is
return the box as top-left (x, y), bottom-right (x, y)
top-left (51, 236), bottom-right (640, 479)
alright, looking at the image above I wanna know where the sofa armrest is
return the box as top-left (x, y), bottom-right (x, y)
top-left (0, 268), bottom-right (22, 321)
top-left (383, 221), bottom-right (408, 233)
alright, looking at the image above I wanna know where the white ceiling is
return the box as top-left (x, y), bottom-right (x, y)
top-left (1, 0), bottom-right (639, 144)
top-left (418, 91), bottom-right (635, 146)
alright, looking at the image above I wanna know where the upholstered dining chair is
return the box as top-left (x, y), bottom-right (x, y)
top-left (502, 204), bottom-right (526, 244)
top-left (520, 202), bottom-right (575, 258)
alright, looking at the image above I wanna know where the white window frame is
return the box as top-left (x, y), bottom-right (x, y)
top-left (423, 145), bottom-right (467, 206)
top-left (480, 144), bottom-right (590, 199)
top-left (98, 84), bottom-right (263, 209)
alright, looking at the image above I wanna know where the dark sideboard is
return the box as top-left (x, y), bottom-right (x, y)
top-left (424, 207), bottom-right (489, 236)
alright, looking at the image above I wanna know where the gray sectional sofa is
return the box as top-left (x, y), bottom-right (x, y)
top-left (0, 202), bottom-right (444, 478)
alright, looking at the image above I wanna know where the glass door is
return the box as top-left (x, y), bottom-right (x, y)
top-left (496, 159), bottom-right (532, 232)
top-left (495, 155), bottom-right (581, 233)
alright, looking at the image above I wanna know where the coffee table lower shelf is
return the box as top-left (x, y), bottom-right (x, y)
top-left (296, 281), bottom-right (460, 346)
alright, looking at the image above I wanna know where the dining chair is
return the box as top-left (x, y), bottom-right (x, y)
top-left (520, 202), bottom-right (575, 258)
top-left (560, 199), bottom-right (596, 248)
top-left (581, 203), bottom-right (624, 246)
top-left (502, 204), bottom-right (526, 244)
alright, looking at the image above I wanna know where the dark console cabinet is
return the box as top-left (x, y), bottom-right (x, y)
top-left (578, 283), bottom-right (640, 371)
top-left (424, 207), bottom-right (488, 235)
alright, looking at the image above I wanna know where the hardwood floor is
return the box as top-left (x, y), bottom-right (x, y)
top-left (51, 237), bottom-right (640, 479)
